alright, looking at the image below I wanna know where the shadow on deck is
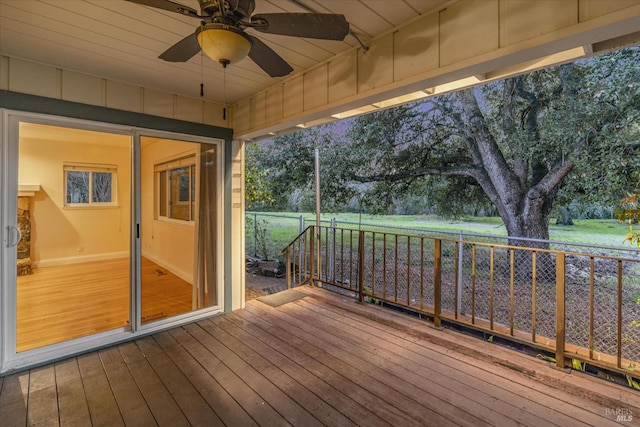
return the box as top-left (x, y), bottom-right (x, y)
top-left (1, 286), bottom-right (639, 426)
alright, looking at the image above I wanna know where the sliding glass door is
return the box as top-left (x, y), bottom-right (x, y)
top-left (14, 121), bottom-right (132, 352)
top-left (1, 112), bottom-right (223, 372)
top-left (138, 136), bottom-right (219, 325)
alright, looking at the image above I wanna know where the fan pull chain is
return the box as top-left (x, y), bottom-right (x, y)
top-left (222, 61), bottom-right (227, 121)
top-left (200, 51), bottom-right (204, 97)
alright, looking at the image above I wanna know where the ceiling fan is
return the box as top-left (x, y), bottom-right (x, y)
top-left (126, 0), bottom-right (350, 77)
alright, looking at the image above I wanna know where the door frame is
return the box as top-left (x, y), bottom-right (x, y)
top-left (0, 109), bottom-right (226, 374)
top-left (132, 129), bottom-right (225, 333)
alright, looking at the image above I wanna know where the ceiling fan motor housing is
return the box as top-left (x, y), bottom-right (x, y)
top-left (199, 0), bottom-right (255, 20)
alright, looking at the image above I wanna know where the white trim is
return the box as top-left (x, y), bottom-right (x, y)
top-left (32, 251), bottom-right (129, 268)
top-left (141, 251), bottom-right (193, 285)
top-left (18, 184), bottom-right (40, 197)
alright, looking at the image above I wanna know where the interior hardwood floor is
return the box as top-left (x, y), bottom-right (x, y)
top-left (17, 257), bottom-right (193, 352)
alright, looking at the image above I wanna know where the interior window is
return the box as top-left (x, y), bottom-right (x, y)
top-left (64, 164), bottom-right (117, 206)
top-left (155, 155), bottom-right (196, 221)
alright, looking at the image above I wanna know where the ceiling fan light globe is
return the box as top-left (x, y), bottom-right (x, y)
top-left (197, 25), bottom-right (252, 64)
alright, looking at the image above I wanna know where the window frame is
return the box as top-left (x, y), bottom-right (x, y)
top-left (63, 163), bottom-right (118, 207)
top-left (154, 154), bottom-right (197, 222)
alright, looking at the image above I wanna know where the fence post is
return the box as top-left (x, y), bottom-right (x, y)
top-left (457, 231), bottom-right (464, 316)
top-left (434, 239), bottom-right (442, 328)
top-left (253, 212), bottom-right (258, 256)
top-left (357, 230), bottom-right (365, 303)
top-left (299, 215), bottom-right (304, 234)
top-left (555, 252), bottom-right (566, 369)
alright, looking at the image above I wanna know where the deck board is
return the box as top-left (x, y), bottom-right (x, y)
top-left (54, 358), bottom-right (92, 426)
top-left (27, 365), bottom-right (58, 427)
top-left (266, 300), bottom-right (516, 426)
top-left (210, 313), bottom-right (388, 426)
top-left (167, 326), bottom-right (288, 426)
top-left (0, 371), bottom-right (29, 426)
top-left (99, 346), bottom-right (157, 427)
top-left (273, 298), bottom-right (541, 426)
top-left (133, 336), bottom-right (225, 427)
top-left (239, 304), bottom-right (461, 427)
top-left (117, 341), bottom-right (191, 426)
top-left (295, 296), bottom-right (615, 427)
top-left (183, 321), bottom-right (323, 427)
top-left (2, 286), bottom-right (639, 426)
top-left (299, 295), bottom-right (618, 426)
top-left (76, 352), bottom-right (124, 426)
top-left (197, 318), bottom-right (354, 426)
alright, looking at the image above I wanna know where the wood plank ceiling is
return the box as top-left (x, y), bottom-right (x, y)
top-left (0, 0), bottom-right (454, 105)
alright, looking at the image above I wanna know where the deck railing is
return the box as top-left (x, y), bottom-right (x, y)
top-left (282, 226), bottom-right (640, 377)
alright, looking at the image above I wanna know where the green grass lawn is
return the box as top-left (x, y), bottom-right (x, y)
top-left (247, 212), bottom-right (635, 251)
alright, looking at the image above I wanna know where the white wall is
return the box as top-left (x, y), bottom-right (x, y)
top-left (140, 137), bottom-right (197, 283)
top-left (18, 129), bottom-right (131, 266)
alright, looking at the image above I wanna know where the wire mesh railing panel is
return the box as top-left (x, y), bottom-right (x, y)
top-left (592, 259), bottom-right (620, 358)
top-left (560, 253), bottom-right (640, 369)
top-left (534, 252), bottom-right (557, 341)
top-left (317, 227), bottom-right (362, 293)
top-left (458, 244), bottom-right (475, 319)
top-left (440, 240), bottom-right (458, 314)
top-left (511, 248), bottom-right (535, 336)
top-left (408, 237), bottom-right (429, 311)
top-left (466, 244), bottom-right (493, 326)
top-left (564, 254), bottom-right (592, 350)
top-left (329, 228), bottom-right (358, 291)
top-left (622, 260), bottom-right (640, 365)
top-left (491, 246), bottom-right (512, 332)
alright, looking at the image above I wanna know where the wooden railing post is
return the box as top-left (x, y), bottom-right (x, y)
top-left (309, 226), bottom-right (315, 286)
top-left (555, 252), bottom-right (566, 369)
top-left (434, 239), bottom-right (442, 328)
top-left (357, 230), bottom-right (365, 303)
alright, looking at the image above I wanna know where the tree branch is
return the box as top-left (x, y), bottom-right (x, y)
top-left (527, 161), bottom-right (575, 200)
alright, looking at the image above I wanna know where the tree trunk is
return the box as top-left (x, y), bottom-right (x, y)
top-left (456, 88), bottom-right (568, 280)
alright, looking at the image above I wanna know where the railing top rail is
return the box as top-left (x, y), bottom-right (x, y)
top-left (281, 225), bottom-right (313, 255)
top-left (247, 211), bottom-right (303, 219)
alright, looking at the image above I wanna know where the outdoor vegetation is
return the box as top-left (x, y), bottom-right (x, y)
top-left (246, 47), bottom-right (640, 248)
top-left (245, 46), bottom-right (640, 380)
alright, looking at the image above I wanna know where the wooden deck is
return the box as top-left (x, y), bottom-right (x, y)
top-left (1, 286), bottom-right (639, 426)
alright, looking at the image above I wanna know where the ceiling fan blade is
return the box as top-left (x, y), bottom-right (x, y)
top-left (125, 0), bottom-right (201, 18)
top-left (248, 35), bottom-right (293, 77)
top-left (159, 32), bottom-right (201, 62)
top-left (251, 13), bottom-right (349, 40)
